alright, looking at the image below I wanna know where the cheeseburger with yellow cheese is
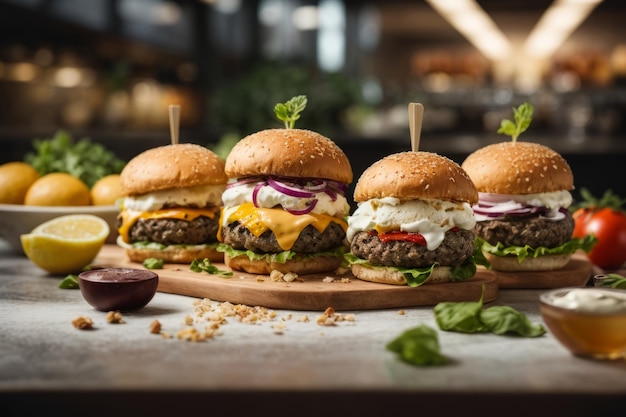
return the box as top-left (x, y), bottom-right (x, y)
top-left (217, 96), bottom-right (353, 274)
top-left (117, 143), bottom-right (227, 263)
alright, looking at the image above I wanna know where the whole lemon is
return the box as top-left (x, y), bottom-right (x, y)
top-left (25, 172), bottom-right (91, 206)
top-left (0, 161), bottom-right (40, 204)
top-left (91, 174), bottom-right (123, 206)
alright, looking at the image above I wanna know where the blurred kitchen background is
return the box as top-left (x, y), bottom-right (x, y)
top-left (1, 0), bottom-right (625, 201)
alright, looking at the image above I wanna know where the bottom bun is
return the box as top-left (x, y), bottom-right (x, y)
top-left (484, 253), bottom-right (571, 272)
top-left (125, 246), bottom-right (223, 264)
top-left (224, 253), bottom-right (343, 275)
top-left (351, 264), bottom-right (452, 286)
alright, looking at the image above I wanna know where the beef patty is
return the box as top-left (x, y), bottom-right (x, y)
top-left (222, 221), bottom-right (346, 253)
top-left (127, 216), bottom-right (220, 246)
top-left (350, 229), bottom-right (475, 269)
top-left (475, 211), bottom-right (575, 248)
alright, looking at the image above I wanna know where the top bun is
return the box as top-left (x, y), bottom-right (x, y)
top-left (461, 141), bottom-right (573, 194)
top-left (225, 128), bottom-right (353, 184)
top-left (353, 151), bottom-right (478, 204)
top-left (120, 143), bottom-right (227, 196)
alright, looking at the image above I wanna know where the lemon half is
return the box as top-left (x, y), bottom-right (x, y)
top-left (21, 214), bottom-right (110, 275)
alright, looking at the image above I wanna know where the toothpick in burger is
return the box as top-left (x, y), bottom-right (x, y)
top-left (117, 143), bottom-right (228, 263)
top-left (461, 102), bottom-right (596, 272)
top-left (344, 151), bottom-right (482, 286)
top-left (217, 96), bottom-right (353, 275)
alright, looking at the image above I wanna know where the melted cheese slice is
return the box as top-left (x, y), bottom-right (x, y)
top-left (118, 207), bottom-right (219, 243)
top-left (219, 203), bottom-right (347, 251)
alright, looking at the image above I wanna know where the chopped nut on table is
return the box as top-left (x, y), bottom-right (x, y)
top-left (106, 311), bottom-right (124, 324)
top-left (149, 320), bottom-right (162, 334)
top-left (72, 316), bottom-right (94, 330)
top-left (316, 307), bottom-right (356, 326)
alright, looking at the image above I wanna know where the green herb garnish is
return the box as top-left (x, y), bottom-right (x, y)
top-left (59, 274), bottom-right (79, 289)
top-left (497, 102), bottom-right (534, 142)
top-left (386, 324), bottom-right (449, 367)
top-left (25, 130), bottom-right (126, 188)
top-left (274, 95), bottom-right (307, 129)
top-left (594, 273), bottom-right (626, 289)
top-left (190, 258), bottom-right (233, 277)
top-left (143, 258), bottom-right (164, 269)
top-left (434, 284), bottom-right (546, 337)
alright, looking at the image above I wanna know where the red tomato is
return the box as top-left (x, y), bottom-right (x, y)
top-left (368, 230), bottom-right (427, 246)
top-left (573, 207), bottom-right (626, 270)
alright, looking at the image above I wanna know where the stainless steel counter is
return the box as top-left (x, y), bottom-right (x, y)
top-left (1, 239), bottom-right (625, 416)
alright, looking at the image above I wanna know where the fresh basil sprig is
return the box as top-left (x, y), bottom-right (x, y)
top-left (386, 324), bottom-right (449, 366)
top-left (497, 102), bottom-right (534, 142)
top-left (190, 258), bottom-right (233, 277)
top-left (594, 273), bottom-right (626, 289)
top-left (434, 285), bottom-right (546, 337)
top-left (274, 95), bottom-right (307, 129)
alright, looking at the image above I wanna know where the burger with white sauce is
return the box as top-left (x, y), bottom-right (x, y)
top-left (217, 96), bottom-right (353, 275)
top-left (117, 143), bottom-right (227, 263)
top-left (461, 103), bottom-right (595, 271)
top-left (344, 151), bottom-right (481, 286)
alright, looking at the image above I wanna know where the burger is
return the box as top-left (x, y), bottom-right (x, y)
top-left (344, 151), bottom-right (480, 286)
top-left (117, 143), bottom-right (227, 263)
top-left (217, 128), bottom-right (353, 275)
top-left (461, 140), bottom-right (593, 271)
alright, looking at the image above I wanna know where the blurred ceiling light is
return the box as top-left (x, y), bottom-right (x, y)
top-left (318, 0), bottom-right (345, 72)
top-left (292, 5), bottom-right (318, 31)
top-left (259, 0), bottom-right (284, 26)
top-left (7, 62), bottom-right (38, 82)
top-left (426, 0), bottom-right (511, 61)
top-left (203, 0), bottom-right (241, 14)
top-left (54, 67), bottom-right (82, 88)
top-left (524, 0), bottom-right (603, 59)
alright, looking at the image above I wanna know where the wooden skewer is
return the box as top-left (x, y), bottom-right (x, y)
top-left (169, 104), bottom-right (181, 145)
top-left (408, 102), bottom-right (424, 152)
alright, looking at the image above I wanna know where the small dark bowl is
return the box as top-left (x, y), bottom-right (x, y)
top-left (78, 268), bottom-right (159, 312)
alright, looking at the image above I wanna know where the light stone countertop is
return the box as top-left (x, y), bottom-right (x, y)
top-left (1, 240), bottom-right (625, 416)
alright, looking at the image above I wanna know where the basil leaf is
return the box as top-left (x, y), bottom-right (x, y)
top-left (434, 285), bottom-right (488, 333)
top-left (387, 325), bottom-right (449, 366)
top-left (479, 306), bottom-right (546, 337)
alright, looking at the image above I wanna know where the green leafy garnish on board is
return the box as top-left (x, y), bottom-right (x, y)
top-left (143, 258), bottom-right (164, 269)
top-left (25, 130), bottom-right (126, 188)
top-left (386, 324), bottom-right (449, 367)
top-left (190, 258), bottom-right (233, 277)
top-left (274, 95), bottom-right (307, 129)
top-left (497, 102), bottom-right (534, 142)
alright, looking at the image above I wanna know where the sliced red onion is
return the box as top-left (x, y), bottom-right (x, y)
top-left (252, 182), bottom-right (264, 207)
top-left (267, 177), bottom-right (314, 198)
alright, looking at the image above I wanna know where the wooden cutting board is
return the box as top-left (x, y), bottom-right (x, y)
top-left (93, 245), bottom-right (498, 311)
top-left (487, 253), bottom-right (593, 289)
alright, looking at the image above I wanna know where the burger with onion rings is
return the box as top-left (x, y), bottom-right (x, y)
top-left (461, 103), bottom-right (595, 271)
top-left (217, 96), bottom-right (353, 275)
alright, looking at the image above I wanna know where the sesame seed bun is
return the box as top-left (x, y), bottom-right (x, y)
top-left (225, 128), bottom-right (353, 184)
top-left (120, 143), bottom-right (227, 196)
top-left (460, 141), bottom-right (573, 194)
top-left (353, 151), bottom-right (478, 204)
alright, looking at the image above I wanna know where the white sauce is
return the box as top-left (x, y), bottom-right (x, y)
top-left (123, 184), bottom-right (225, 211)
top-left (221, 180), bottom-right (349, 217)
top-left (346, 197), bottom-right (476, 251)
top-left (549, 288), bottom-right (626, 314)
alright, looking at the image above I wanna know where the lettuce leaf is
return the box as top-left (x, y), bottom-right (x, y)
top-left (343, 253), bottom-right (477, 287)
top-left (476, 235), bottom-right (597, 263)
top-left (216, 243), bottom-right (347, 264)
